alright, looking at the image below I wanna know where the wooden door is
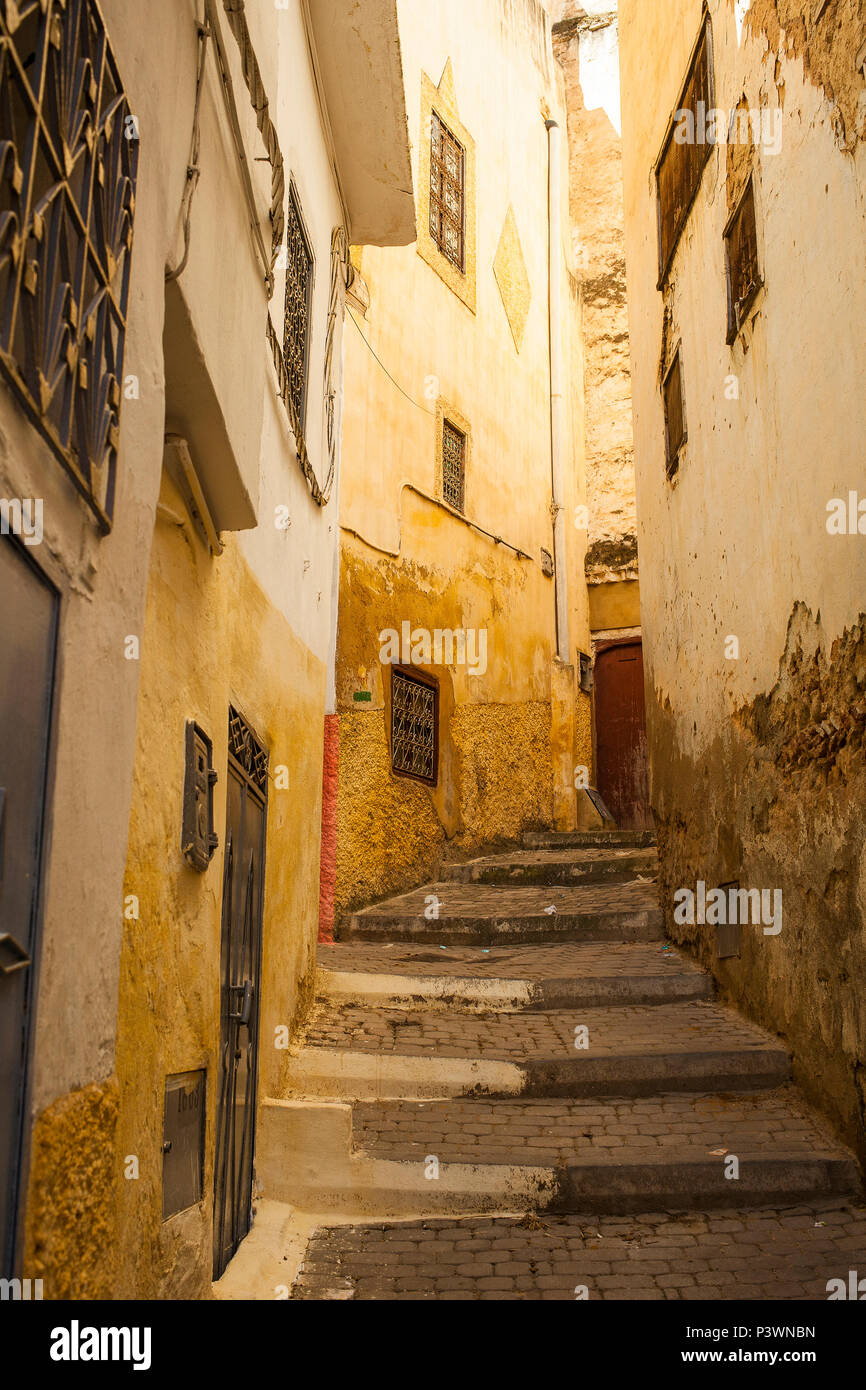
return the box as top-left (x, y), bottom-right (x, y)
top-left (594, 640), bottom-right (651, 831)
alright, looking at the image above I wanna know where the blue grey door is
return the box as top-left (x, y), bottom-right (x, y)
top-left (0, 536), bottom-right (57, 1276)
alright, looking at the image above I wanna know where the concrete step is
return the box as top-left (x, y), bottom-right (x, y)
top-left (523, 830), bottom-right (656, 850)
top-left (342, 882), bottom-right (663, 946)
top-left (254, 1092), bottom-right (860, 1222)
top-left (317, 941), bottom-right (712, 1012)
top-left (288, 1001), bottom-right (791, 1101)
top-left (350, 1092), bottom-right (861, 1214)
top-left (256, 1099), bottom-right (561, 1217)
top-left (441, 847), bottom-right (658, 886)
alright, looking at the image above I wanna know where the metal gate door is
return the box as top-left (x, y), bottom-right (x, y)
top-left (0, 537), bottom-right (57, 1276)
top-left (212, 709), bottom-right (267, 1280)
top-left (594, 640), bottom-right (651, 831)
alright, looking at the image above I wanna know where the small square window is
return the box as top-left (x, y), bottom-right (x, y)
top-left (283, 182), bottom-right (313, 428)
top-left (430, 113), bottom-right (465, 271)
top-left (442, 420), bottom-right (466, 512)
top-left (391, 668), bottom-right (438, 786)
top-left (663, 349), bottom-right (687, 479)
top-left (725, 178), bottom-right (762, 343)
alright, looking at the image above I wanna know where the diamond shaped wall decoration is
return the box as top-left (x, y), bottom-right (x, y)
top-left (493, 205), bottom-right (531, 352)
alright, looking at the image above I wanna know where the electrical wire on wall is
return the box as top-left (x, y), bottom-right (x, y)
top-left (321, 226), bottom-right (351, 505)
top-left (347, 309), bottom-right (434, 417)
top-left (166, 8), bottom-right (210, 283)
top-left (343, 312), bottom-right (531, 562)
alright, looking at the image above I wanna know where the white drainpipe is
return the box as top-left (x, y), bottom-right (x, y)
top-left (546, 117), bottom-right (570, 664)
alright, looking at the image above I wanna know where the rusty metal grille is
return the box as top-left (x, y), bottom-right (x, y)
top-left (282, 181), bottom-right (312, 428)
top-left (442, 419), bottom-right (465, 512)
top-left (725, 178), bottom-right (761, 342)
top-left (656, 17), bottom-right (713, 284)
top-left (430, 112), bottom-right (464, 271)
top-left (228, 706), bottom-right (269, 796)
top-left (663, 349), bottom-right (686, 478)
top-left (0, 0), bottom-right (138, 532)
top-left (391, 669), bottom-right (437, 785)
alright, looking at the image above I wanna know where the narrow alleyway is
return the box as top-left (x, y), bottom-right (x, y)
top-left (248, 832), bottom-right (863, 1300)
top-left (4, 0), bottom-right (864, 1337)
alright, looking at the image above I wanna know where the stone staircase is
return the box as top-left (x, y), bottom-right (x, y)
top-left (219, 831), bottom-right (862, 1299)
top-left (257, 832), bottom-right (859, 1221)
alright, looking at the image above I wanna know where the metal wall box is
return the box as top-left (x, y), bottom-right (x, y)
top-left (182, 722), bottom-right (218, 871)
top-left (578, 651), bottom-right (594, 693)
top-left (162, 1070), bottom-right (206, 1220)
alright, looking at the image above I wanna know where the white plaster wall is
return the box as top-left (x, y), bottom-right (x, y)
top-left (15, 0), bottom-right (355, 1113)
top-left (18, 0), bottom-right (197, 1111)
top-left (620, 0), bottom-right (866, 775)
top-left (238, 0), bottom-right (346, 667)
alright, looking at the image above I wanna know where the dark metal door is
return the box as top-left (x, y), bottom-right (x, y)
top-left (594, 640), bottom-right (651, 831)
top-left (0, 537), bottom-right (57, 1276)
top-left (212, 711), bottom-right (267, 1280)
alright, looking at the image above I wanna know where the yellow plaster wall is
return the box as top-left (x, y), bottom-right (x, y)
top-left (334, 0), bottom-right (593, 912)
top-left (589, 579), bottom-right (642, 633)
top-left (575, 687), bottom-right (594, 783)
top-left (23, 1081), bottom-right (120, 1300)
top-left (334, 491), bottom-right (590, 917)
top-left (335, 692), bottom-right (554, 919)
top-left (111, 471), bottom-right (325, 1298)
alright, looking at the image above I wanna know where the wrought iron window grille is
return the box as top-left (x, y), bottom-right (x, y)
top-left (391, 667), bottom-right (438, 786)
top-left (228, 705), bottom-right (269, 797)
top-left (442, 418), bottom-right (465, 512)
top-left (430, 111), bottom-right (465, 272)
top-left (282, 180), bottom-right (312, 432)
top-left (192, 3), bottom-right (344, 510)
top-left (0, 0), bottom-right (139, 532)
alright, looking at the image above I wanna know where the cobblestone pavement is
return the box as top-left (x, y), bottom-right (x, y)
top-left (292, 1201), bottom-right (866, 1300)
top-left (318, 941), bottom-right (701, 980)
top-left (302, 999), bottom-right (786, 1060)
top-left (351, 1089), bottom-right (845, 1166)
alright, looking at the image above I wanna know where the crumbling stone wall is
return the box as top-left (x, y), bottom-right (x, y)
top-left (742, 0), bottom-right (866, 155)
top-left (653, 605), bottom-right (866, 1166)
top-left (618, 0), bottom-right (866, 1168)
top-left (553, 5), bottom-right (638, 590)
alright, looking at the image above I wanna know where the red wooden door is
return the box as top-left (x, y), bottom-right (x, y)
top-left (594, 641), bottom-right (651, 830)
